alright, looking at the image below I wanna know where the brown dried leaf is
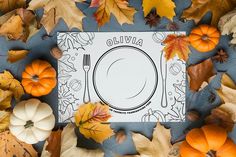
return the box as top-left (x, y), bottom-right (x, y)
top-left (41, 130), bottom-right (62, 157)
top-left (0, 0), bottom-right (25, 13)
top-left (7, 50), bottom-right (29, 63)
top-left (0, 131), bottom-right (38, 157)
top-left (0, 15), bottom-right (24, 40)
top-left (187, 58), bottom-right (216, 91)
top-left (0, 8), bottom-right (39, 42)
top-left (182, 0), bottom-right (236, 26)
top-left (205, 106), bottom-right (235, 132)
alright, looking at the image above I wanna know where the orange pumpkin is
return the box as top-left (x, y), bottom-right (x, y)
top-left (180, 124), bottom-right (236, 157)
top-left (22, 60), bottom-right (57, 97)
top-left (189, 25), bottom-right (220, 52)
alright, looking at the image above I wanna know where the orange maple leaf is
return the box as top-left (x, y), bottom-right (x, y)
top-left (163, 34), bottom-right (190, 61)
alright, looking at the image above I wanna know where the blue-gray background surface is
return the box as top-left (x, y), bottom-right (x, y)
top-left (0, 0), bottom-right (236, 156)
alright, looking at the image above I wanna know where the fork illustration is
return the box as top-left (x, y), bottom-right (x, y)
top-left (83, 54), bottom-right (91, 103)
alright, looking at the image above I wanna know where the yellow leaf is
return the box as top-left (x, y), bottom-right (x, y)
top-left (0, 0), bottom-right (25, 13)
top-left (75, 102), bottom-right (113, 143)
top-left (0, 71), bottom-right (24, 101)
top-left (28, 0), bottom-right (85, 34)
top-left (7, 50), bottom-right (29, 63)
top-left (0, 15), bottom-right (24, 40)
top-left (0, 111), bottom-right (10, 132)
top-left (60, 123), bottom-right (104, 157)
top-left (142, 0), bottom-right (176, 20)
top-left (92, 0), bottom-right (136, 27)
top-left (163, 34), bottom-right (190, 61)
top-left (118, 123), bottom-right (181, 157)
top-left (0, 89), bottom-right (12, 110)
top-left (182, 0), bottom-right (236, 26)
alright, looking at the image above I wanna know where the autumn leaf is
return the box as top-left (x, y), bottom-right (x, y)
top-left (91, 0), bottom-right (136, 27)
top-left (0, 71), bottom-right (24, 101)
top-left (0, 89), bottom-right (13, 110)
top-left (0, 111), bottom-right (10, 132)
top-left (7, 50), bottom-right (29, 63)
top-left (0, 0), bottom-right (25, 13)
top-left (205, 104), bottom-right (235, 132)
top-left (0, 9), bottom-right (39, 42)
top-left (0, 131), bottom-right (38, 157)
top-left (163, 34), bottom-right (190, 61)
top-left (41, 130), bottom-right (62, 157)
top-left (217, 73), bottom-right (236, 104)
top-left (187, 58), bottom-right (216, 91)
top-left (0, 15), bottom-right (24, 40)
top-left (182, 0), bottom-right (236, 26)
top-left (205, 74), bottom-right (236, 132)
top-left (28, 0), bottom-right (85, 34)
top-left (142, 0), bottom-right (176, 20)
top-left (75, 102), bottom-right (113, 143)
top-left (60, 123), bottom-right (104, 157)
top-left (119, 123), bottom-right (181, 157)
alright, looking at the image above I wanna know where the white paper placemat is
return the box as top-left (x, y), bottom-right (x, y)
top-left (57, 32), bottom-right (186, 122)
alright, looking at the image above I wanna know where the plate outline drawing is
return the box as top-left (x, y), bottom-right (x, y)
top-left (93, 45), bottom-right (158, 111)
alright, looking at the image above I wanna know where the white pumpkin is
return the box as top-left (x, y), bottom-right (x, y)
top-left (9, 98), bottom-right (55, 144)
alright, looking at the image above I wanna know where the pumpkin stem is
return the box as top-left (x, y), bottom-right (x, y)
top-left (32, 75), bottom-right (39, 82)
top-left (24, 120), bottom-right (34, 128)
top-left (202, 35), bottom-right (209, 41)
top-left (207, 150), bottom-right (216, 157)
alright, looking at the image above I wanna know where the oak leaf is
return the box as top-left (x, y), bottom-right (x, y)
top-left (74, 102), bottom-right (113, 143)
top-left (187, 58), bottom-right (216, 91)
top-left (163, 34), bottom-right (190, 61)
top-left (7, 50), bottom-right (29, 63)
top-left (0, 71), bottom-right (24, 101)
top-left (28, 0), bottom-right (85, 34)
top-left (60, 123), bottom-right (104, 157)
top-left (0, 111), bottom-right (10, 132)
top-left (91, 0), bottom-right (136, 27)
top-left (41, 130), bottom-right (62, 157)
top-left (142, 0), bottom-right (176, 20)
top-left (0, 0), bottom-right (25, 13)
top-left (119, 123), bottom-right (181, 157)
top-left (0, 131), bottom-right (38, 157)
top-left (182, 0), bottom-right (236, 26)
